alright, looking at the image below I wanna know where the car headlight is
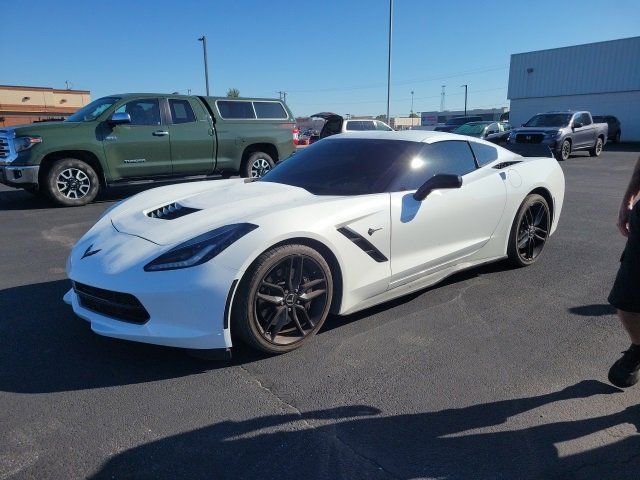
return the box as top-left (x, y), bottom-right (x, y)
top-left (144, 223), bottom-right (258, 272)
top-left (14, 136), bottom-right (42, 152)
top-left (545, 130), bottom-right (561, 138)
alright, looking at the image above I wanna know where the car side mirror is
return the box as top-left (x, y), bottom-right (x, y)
top-left (413, 174), bottom-right (463, 201)
top-left (573, 122), bottom-right (583, 129)
top-left (109, 112), bottom-right (131, 125)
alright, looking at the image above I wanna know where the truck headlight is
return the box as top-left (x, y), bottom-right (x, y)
top-left (14, 136), bottom-right (42, 152)
top-left (144, 223), bottom-right (258, 271)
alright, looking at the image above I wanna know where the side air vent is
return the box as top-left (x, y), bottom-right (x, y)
top-left (146, 202), bottom-right (201, 220)
top-left (493, 161), bottom-right (522, 169)
top-left (337, 227), bottom-right (388, 263)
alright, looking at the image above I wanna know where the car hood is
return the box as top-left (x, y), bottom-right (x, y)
top-left (512, 127), bottom-right (561, 134)
top-left (3, 121), bottom-right (83, 136)
top-left (110, 179), bottom-right (337, 246)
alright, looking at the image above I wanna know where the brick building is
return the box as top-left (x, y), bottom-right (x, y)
top-left (0, 85), bottom-right (90, 127)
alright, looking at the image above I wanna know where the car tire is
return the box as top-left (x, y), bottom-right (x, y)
top-left (45, 158), bottom-right (100, 207)
top-left (242, 151), bottom-right (275, 178)
top-left (589, 137), bottom-right (603, 157)
top-left (233, 243), bottom-right (333, 354)
top-left (556, 139), bottom-right (571, 161)
top-left (507, 193), bottom-right (551, 268)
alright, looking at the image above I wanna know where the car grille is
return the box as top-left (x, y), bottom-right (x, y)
top-left (146, 202), bottom-right (201, 220)
top-left (0, 136), bottom-right (10, 159)
top-left (73, 281), bottom-right (150, 324)
top-left (516, 133), bottom-right (544, 144)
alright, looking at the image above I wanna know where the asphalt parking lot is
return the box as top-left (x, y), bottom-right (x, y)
top-left (1, 146), bottom-right (640, 479)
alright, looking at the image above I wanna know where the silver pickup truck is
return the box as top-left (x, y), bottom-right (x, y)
top-left (507, 111), bottom-right (608, 161)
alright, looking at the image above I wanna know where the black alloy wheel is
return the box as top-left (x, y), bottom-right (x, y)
top-left (508, 194), bottom-right (550, 267)
top-left (234, 244), bottom-right (333, 353)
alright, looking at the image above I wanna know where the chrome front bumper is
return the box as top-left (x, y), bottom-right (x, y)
top-left (0, 165), bottom-right (40, 186)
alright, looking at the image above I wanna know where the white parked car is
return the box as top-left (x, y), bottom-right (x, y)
top-left (64, 131), bottom-right (565, 355)
top-left (310, 112), bottom-right (393, 140)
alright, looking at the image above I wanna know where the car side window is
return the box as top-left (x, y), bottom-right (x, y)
top-left (387, 140), bottom-right (477, 192)
top-left (375, 121), bottom-right (392, 131)
top-left (114, 99), bottom-right (161, 126)
top-left (346, 121), bottom-right (363, 131)
top-left (581, 113), bottom-right (592, 125)
top-left (469, 142), bottom-right (499, 167)
top-left (362, 121), bottom-right (376, 130)
top-left (253, 101), bottom-right (287, 119)
top-left (169, 99), bottom-right (196, 124)
top-left (217, 101), bottom-right (256, 119)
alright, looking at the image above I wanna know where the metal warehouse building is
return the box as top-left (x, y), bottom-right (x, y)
top-left (508, 36), bottom-right (640, 141)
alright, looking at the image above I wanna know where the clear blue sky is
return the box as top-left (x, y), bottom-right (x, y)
top-left (2, 0), bottom-right (638, 117)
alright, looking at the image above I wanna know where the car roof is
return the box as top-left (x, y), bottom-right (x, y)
top-left (325, 130), bottom-right (486, 144)
top-left (462, 121), bottom-right (492, 125)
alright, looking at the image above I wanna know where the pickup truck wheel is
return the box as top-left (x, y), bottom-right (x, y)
top-left (557, 140), bottom-right (571, 161)
top-left (45, 158), bottom-right (99, 207)
top-left (243, 152), bottom-right (275, 178)
top-left (589, 137), bottom-right (603, 157)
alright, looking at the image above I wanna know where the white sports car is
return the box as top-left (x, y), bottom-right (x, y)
top-left (64, 131), bottom-right (565, 355)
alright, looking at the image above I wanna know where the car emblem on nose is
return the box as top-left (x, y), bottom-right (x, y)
top-left (526, 135), bottom-right (531, 140)
top-left (81, 244), bottom-right (101, 259)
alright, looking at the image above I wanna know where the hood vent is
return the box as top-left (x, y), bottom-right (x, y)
top-left (146, 202), bottom-right (201, 220)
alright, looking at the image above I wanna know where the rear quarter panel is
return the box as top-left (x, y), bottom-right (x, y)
top-left (492, 156), bottom-right (565, 256)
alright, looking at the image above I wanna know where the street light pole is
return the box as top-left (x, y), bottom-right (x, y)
top-left (410, 90), bottom-right (414, 126)
top-left (198, 35), bottom-right (210, 96)
top-left (461, 84), bottom-right (468, 115)
top-left (386, 0), bottom-right (393, 125)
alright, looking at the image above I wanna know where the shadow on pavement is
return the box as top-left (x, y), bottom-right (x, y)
top-left (0, 259), bottom-right (519, 394)
top-left (569, 304), bottom-right (617, 317)
top-left (90, 380), bottom-right (635, 480)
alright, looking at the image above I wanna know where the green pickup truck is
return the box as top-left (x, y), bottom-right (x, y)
top-left (0, 94), bottom-right (296, 206)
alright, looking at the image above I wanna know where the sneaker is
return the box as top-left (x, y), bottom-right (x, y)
top-left (608, 344), bottom-right (640, 388)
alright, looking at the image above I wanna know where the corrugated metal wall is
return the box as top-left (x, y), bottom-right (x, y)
top-left (508, 37), bottom-right (640, 100)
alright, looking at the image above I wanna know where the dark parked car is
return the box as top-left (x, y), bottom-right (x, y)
top-left (433, 115), bottom-right (483, 132)
top-left (592, 115), bottom-right (621, 142)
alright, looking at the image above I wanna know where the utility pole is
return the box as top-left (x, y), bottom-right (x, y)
top-left (277, 91), bottom-right (287, 103)
top-left (440, 85), bottom-right (446, 112)
top-left (64, 80), bottom-right (72, 90)
top-left (198, 36), bottom-right (210, 96)
top-left (461, 84), bottom-right (468, 115)
top-left (410, 90), bottom-right (415, 126)
top-left (386, 0), bottom-right (393, 125)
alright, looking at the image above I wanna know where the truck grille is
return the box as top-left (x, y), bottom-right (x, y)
top-left (516, 133), bottom-right (544, 144)
top-left (0, 137), bottom-right (9, 159)
top-left (73, 281), bottom-right (150, 324)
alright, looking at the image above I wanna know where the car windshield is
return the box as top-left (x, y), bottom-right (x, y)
top-left (260, 138), bottom-right (423, 195)
top-left (524, 114), bottom-right (572, 127)
top-left (454, 123), bottom-right (489, 136)
top-left (65, 97), bottom-right (120, 122)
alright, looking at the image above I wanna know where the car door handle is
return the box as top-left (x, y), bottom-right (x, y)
top-left (153, 130), bottom-right (169, 136)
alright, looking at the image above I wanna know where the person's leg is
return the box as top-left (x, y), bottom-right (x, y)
top-left (619, 310), bottom-right (640, 345)
top-left (609, 310), bottom-right (640, 388)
